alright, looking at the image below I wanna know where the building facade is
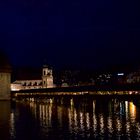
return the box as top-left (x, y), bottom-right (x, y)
top-left (11, 66), bottom-right (54, 91)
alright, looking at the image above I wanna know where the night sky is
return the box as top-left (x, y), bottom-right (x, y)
top-left (0, 0), bottom-right (140, 70)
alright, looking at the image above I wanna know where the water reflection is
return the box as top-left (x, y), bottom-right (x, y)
top-left (0, 101), bottom-right (10, 140)
top-left (8, 97), bottom-right (140, 139)
top-left (129, 102), bottom-right (136, 120)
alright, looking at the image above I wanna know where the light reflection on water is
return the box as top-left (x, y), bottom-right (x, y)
top-left (6, 97), bottom-right (140, 139)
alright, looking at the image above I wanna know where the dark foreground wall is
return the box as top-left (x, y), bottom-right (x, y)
top-left (0, 73), bottom-right (11, 100)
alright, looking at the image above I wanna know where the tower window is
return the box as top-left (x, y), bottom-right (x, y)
top-left (23, 82), bottom-right (26, 86)
top-left (44, 71), bottom-right (46, 75)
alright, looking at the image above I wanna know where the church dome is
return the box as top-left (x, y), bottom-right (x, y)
top-left (0, 50), bottom-right (11, 73)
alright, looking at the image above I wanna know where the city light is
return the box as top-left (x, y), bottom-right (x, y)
top-left (117, 73), bottom-right (124, 76)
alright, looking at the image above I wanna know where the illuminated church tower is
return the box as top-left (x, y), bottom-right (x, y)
top-left (42, 65), bottom-right (53, 88)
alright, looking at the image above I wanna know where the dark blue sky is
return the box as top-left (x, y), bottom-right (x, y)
top-left (0, 0), bottom-right (140, 69)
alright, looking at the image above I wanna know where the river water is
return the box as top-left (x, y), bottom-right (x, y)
top-left (1, 96), bottom-right (140, 140)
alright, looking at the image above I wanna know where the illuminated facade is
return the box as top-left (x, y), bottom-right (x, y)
top-left (11, 66), bottom-right (54, 91)
top-left (42, 66), bottom-right (53, 88)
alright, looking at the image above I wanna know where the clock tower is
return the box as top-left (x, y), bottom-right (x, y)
top-left (42, 65), bottom-right (53, 88)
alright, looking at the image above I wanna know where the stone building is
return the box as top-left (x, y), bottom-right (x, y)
top-left (0, 50), bottom-right (11, 100)
top-left (11, 65), bottom-right (54, 91)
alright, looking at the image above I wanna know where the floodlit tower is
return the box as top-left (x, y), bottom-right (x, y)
top-left (42, 65), bottom-right (53, 88)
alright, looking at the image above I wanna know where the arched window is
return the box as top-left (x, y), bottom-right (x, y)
top-left (34, 82), bottom-right (37, 86)
top-left (44, 71), bottom-right (46, 75)
top-left (23, 82), bottom-right (26, 86)
top-left (28, 82), bottom-right (31, 86)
